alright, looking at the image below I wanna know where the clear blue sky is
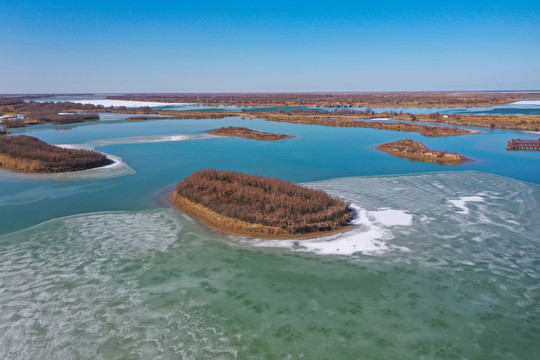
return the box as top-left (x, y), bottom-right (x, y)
top-left (1, 0), bottom-right (539, 93)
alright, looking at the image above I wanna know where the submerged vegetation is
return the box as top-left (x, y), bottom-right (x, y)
top-left (0, 135), bottom-right (112, 173)
top-left (173, 169), bottom-right (355, 236)
top-left (378, 139), bottom-right (471, 165)
top-left (206, 126), bottom-right (293, 140)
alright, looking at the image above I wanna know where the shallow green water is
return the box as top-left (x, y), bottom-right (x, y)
top-left (0, 113), bottom-right (539, 359)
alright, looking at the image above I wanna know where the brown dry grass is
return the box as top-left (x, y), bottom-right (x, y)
top-left (0, 135), bottom-right (112, 173)
top-left (173, 169), bottom-right (355, 235)
top-left (378, 139), bottom-right (471, 165)
top-left (206, 127), bottom-right (293, 140)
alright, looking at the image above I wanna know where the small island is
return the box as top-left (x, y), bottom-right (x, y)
top-left (378, 139), bottom-right (471, 165)
top-left (0, 135), bottom-right (113, 173)
top-left (173, 169), bottom-right (355, 236)
top-left (206, 126), bottom-right (293, 140)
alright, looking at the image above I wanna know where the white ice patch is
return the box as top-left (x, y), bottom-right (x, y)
top-left (370, 209), bottom-right (413, 226)
top-left (448, 195), bottom-right (485, 215)
top-left (243, 205), bottom-right (411, 256)
top-left (37, 98), bottom-right (193, 108)
top-left (84, 133), bottom-right (218, 148)
top-left (522, 131), bottom-right (540, 136)
top-left (510, 100), bottom-right (540, 106)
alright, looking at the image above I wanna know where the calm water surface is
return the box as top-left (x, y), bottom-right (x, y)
top-left (0, 112), bottom-right (539, 359)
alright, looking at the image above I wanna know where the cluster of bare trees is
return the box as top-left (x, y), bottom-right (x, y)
top-left (31, 113), bottom-right (99, 124)
top-left (0, 135), bottom-right (112, 173)
top-left (0, 101), bottom-right (107, 127)
top-left (0, 97), bottom-right (26, 106)
top-left (378, 139), bottom-right (470, 164)
top-left (175, 169), bottom-right (354, 234)
top-left (1, 119), bottom-right (27, 129)
top-left (2, 100), bottom-right (99, 114)
top-left (206, 127), bottom-right (292, 140)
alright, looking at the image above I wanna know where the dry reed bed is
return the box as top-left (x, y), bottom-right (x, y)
top-left (173, 169), bottom-right (355, 235)
top-left (0, 135), bottom-right (112, 173)
top-left (378, 139), bottom-right (471, 165)
top-left (206, 126), bottom-right (293, 140)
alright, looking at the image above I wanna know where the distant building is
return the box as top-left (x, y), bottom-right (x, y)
top-left (507, 138), bottom-right (540, 151)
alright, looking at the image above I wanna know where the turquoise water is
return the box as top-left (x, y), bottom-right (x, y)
top-left (1, 113), bottom-right (539, 359)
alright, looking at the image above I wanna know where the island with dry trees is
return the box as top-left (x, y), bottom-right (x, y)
top-left (173, 169), bottom-right (355, 237)
top-left (206, 126), bottom-right (293, 140)
top-left (0, 135), bottom-right (112, 173)
top-left (378, 139), bottom-right (471, 165)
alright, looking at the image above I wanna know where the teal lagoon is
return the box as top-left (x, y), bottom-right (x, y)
top-left (0, 113), bottom-right (539, 359)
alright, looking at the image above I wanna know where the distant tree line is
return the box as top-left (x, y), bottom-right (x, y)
top-left (30, 113), bottom-right (99, 124)
top-left (0, 100), bottom-right (108, 127)
top-left (1, 119), bottom-right (27, 129)
top-left (107, 92), bottom-right (540, 107)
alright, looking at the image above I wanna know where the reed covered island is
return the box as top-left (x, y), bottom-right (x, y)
top-left (378, 139), bottom-right (471, 165)
top-left (173, 169), bottom-right (355, 236)
top-left (0, 135), bottom-right (112, 173)
top-left (206, 126), bottom-right (293, 140)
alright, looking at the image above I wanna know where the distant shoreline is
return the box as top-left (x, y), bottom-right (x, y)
top-left (106, 92), bottom-right (540, 108)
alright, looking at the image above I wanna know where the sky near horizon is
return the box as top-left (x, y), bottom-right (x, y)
top-left (1, 0), bottom-right (539, 93)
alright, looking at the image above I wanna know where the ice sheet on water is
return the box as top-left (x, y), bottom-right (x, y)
top-left (511, 100), bottom-right (540, 106)
top-left (83, 133), bottom-right (218, 148)
top-left (245, 171), bottom-right (540, 263)
top-left (447, 195), bottom-right (485, 215)
top-left (245, 205), bottom-right (413, 256)
top-left (39, 98), bottom-right (193, 108)
top-left (0, 171), bottom-right (539, 358)
top-left (303, 172), bottom-right (540, 266)
top-left (0, 209), bottom-right (239, 359)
